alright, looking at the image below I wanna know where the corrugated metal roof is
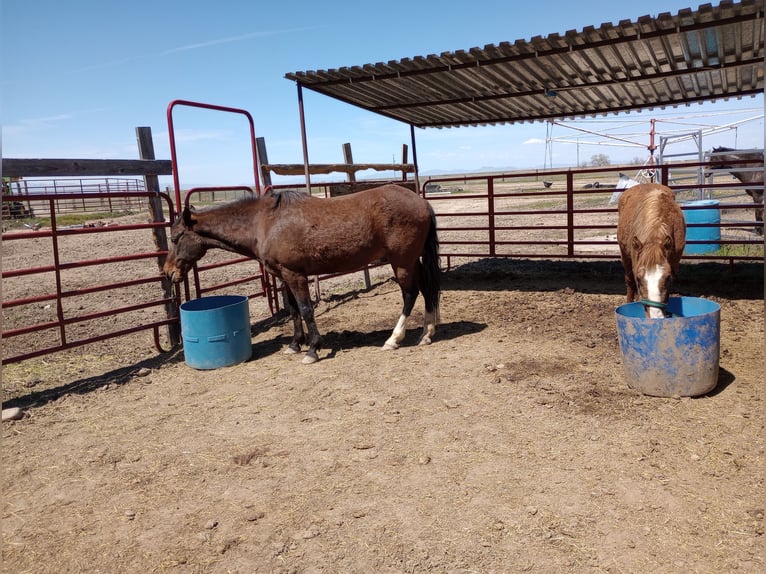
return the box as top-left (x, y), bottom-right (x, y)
top-left (285, 0), bottom-right (764, 128)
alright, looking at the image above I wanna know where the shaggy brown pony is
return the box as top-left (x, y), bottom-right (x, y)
top-left (617, 183), bottom-right (686, 318)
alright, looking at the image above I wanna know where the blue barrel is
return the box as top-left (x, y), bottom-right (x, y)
top-left (615, 297), bottom-right (720, 397)
top-left (682, 200), bottom-right (720, 255)
top-left (180, 295), bottom-right (252, 369)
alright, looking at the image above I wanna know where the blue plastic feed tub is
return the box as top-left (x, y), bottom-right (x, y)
top-left (180, 295), bottom-right (252, 369)
top-left (615, 297), bottom-right (720, 397)
top-left (682, 200), bottom-right (721, 255)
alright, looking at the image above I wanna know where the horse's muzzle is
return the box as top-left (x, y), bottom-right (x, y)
top-left (162, 260), bottom-right (185, 284)
top-left (641, 299), bottom-right (670, 318)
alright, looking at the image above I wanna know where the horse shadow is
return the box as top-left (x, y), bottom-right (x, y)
top-left (443, 258), bottom-right (628, 295)
top-left (5, 308), bottom-right (481, 411)
top-left (247, 317), bottom-right (486, 362)
top-left (443, 258), bottom-right (764, 301)
top-left (246, 278), bottom-right (486, 361)
top-left (324, 319), bottom-right (485, 351)
top-left (3, 347), bottom-right (187, 412)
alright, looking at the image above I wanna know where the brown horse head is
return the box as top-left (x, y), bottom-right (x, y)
top-left (163, 207), bottom-right (207, 283)
top-left (617, 184), bottom-right (686, 318)
top-left (630, 234), bottom-right (677, 318)
top-left (709, 146), bottom-right (737, 170)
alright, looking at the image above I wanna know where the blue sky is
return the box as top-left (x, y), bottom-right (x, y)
top-left (2, 0), bottom-right (763, 189)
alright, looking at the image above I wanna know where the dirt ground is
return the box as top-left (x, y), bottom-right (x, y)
top-left (2, 210), bottom-right (765, 573)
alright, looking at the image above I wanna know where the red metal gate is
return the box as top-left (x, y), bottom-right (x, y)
top-left (2, 191), bottom-right (177, 364)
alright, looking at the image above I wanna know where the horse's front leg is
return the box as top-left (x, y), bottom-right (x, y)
top-left (283, 273), bottom-right (322, 364)
top-left (620, 256), bottom-right (639, 302)
top-left (281, 285), bottom-right (305, 355)
top-left (624, 273), bottom-right (639, 302)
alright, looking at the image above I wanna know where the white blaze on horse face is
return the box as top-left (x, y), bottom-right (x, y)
top-left (644, 263), bottom-right (667, 318)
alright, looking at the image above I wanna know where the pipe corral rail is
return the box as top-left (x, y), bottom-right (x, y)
top-left (419, 161), bottom-right (763, 270)
top-left (2, 157), bottom-right (762, 366)
top-left (2, 191), bottom-right (178, 364)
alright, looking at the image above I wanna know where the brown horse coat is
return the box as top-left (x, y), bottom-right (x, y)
top-left (616, 183), bottom-right (686, 317)
top-left (164, 184), bottom-right (441, 363)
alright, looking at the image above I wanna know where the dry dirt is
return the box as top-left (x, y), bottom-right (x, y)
top-left (2, 210), bottom-right (765, 573)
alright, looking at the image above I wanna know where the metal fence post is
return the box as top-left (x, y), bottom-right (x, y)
top-left (567, 171), bottom-right (574, 257)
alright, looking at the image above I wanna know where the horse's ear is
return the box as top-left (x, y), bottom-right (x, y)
top-left (631, 236), bottom-right (643, 252)
top-left (182, 206), bottom-right (196, 228)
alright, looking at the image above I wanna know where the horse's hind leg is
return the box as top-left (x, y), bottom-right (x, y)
top-left (282, 286), bottom-right (305, 355)
top-left (418, 305), bottom-right (438, 346)
top-left (417, 271), bottom-right (439, 347)
top-left (383, 266), bottom-right (418, 350)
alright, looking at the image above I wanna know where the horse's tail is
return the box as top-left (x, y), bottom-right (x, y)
top-left (419, 205), bottom-right (441, 322)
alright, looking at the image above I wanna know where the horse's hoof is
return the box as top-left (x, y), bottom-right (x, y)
top-left (417, 336), bottom-right (432, 346)
top-left (284, 347), bottom-right (300, 355)
top-left (301, 354), bottom-right (318, 364)
top-left (382, 342), bottom-right (399, 351)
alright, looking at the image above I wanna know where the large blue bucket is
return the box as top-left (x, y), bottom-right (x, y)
top-left (615, 297), bottom-right (720, 397)
top-left (180, 295), bottom-right (252, 369)
top-left (682, 200), bottom-right (720, 255)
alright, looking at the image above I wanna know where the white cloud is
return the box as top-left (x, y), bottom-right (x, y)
top-left (162, 27), bottom-right (322, 55)
top-left (523, 138), bottom-right (545, 144)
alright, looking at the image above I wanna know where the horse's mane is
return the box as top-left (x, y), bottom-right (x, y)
top-left (631, 191), bottom-right (675, 268)
top-left (185, 196), bottom-right (253, 216)
top-left (268, 189), bottom-right (310, 209)
top-left (638, 239), bottom-right (668, 269)
top-left (188, 190), bottom-right (309, 215)
top-left (712, 145), bottom-right (763, 159)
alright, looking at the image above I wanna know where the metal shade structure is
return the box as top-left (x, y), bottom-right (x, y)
top-left (285, 0), bottom-right (763, 129)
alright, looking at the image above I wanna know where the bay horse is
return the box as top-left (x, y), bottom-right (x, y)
top-left (164, 184), bottom-right (441, 364)
top-left (709, 146), bottom-right (764, 234)
top-left (616, 183), bottom-right (686, 318)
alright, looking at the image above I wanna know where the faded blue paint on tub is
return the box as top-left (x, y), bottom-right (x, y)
top-left (180, 295), bottom-right (252, 369)
top-left (682, 200), bottom-right (720, 255)
top-left (615, 297), bottom-right (720, 397)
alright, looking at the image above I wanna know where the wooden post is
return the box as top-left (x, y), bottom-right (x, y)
top-left (257, 137), bottom-right (291, 308)
top-left (343, 142), bottom-right (370, 289)
top-left (343, 143), bottom-right (356, 184)
top-left (401, 144), bottom-right (409, 182)
top-left (256, 137), bottom-right (272, 190)
top-left (136, 126), bottom-right (181, 348)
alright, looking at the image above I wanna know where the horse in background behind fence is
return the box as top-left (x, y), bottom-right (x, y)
top-left (164, 184), bottom-right (441, 364)
top-left (617, 183), bottom-right (686, 319)
top-left (709, 146), bottom-right (764, 234)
